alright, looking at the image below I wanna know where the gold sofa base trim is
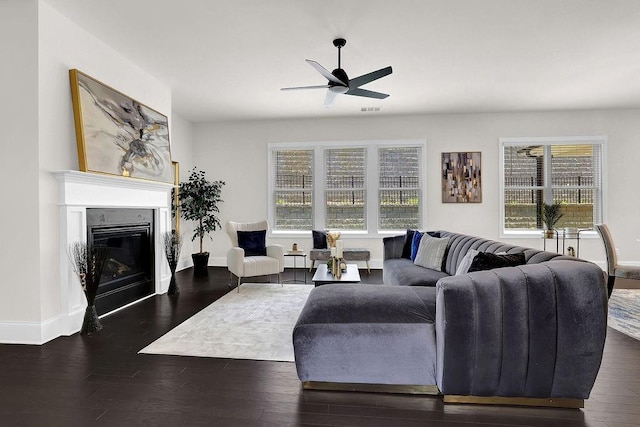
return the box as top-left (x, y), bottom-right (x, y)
top-left (302, 381), bottom-right (440, 395)
top-left (443, 394), bottom-right (584, 409)
top-left (302, 382), bottom-right (584, 408)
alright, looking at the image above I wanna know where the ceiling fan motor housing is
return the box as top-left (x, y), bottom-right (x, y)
top-left (331, 68), bottom-right (349, 87)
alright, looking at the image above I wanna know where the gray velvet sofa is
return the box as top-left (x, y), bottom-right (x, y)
top-left (292, 230), bottom-right (608, 407)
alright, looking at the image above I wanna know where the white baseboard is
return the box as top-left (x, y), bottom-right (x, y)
top-left (0, 308), bottom-right (85, 345)
top-left (0, 290), bottom-right (168, 345)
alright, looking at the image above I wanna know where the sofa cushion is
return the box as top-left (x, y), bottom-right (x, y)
top-left (414, 235), bottom-right (450, 271)
top-left (383, 258), bottom-right (449, 287)
top-left (455, 249), bottom-right (479, 276)
top-left (312, 230), bottom-right (327, 249)
top-left (410, 230), bottom-right (424, 261)
top-left (468, 252), bottom-right (526, 273)
top-left (409, 230), bottom-right (441, 261)
top-left (402, 229), bottom-right (416, 259)
top-left (293, 284), bottom-right (439, 385)
top-left (237, 230), bottom-right (266, 256)
top-left (296, 284), bottom-right (437, 325)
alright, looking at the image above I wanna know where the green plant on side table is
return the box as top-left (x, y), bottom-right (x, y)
top-left (540, 201), bottom-right (564, 238)
top-left (178, 167), bottom-right (225, 273)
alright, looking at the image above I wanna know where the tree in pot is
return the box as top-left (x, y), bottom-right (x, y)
top-left (178, 167), bottom-right (225, 273)
top-left (539, 201), bottom-right (564, 238)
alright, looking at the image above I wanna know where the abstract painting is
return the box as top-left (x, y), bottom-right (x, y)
top-left (69, 69), bottom-right (173, 183)
top-left (442, 152), bottom-right (482, 203)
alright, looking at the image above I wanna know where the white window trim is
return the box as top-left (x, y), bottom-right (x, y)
top-left (499, 135), bottom-right (607, 239)
top-left (268, 140), bottom-right (427, 238)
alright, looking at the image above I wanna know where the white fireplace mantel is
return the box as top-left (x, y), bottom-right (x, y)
top-left (53, 171), bottom-right (173, 339)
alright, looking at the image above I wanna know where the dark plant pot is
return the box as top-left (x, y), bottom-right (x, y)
top-left (192, 252), bottom-right (210, 273)
top-left (80, 305), bottom-right (102, 335)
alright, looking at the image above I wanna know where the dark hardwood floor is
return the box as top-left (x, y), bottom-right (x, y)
top-left (1, 267), bottom-right (639, 426)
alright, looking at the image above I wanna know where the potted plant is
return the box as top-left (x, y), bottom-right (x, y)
top-left (178, 167), bottom-right (225, 272)
top-left (540, 201), bottom-right (564, 238)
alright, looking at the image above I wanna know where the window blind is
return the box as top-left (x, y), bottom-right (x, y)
top-left (324, 148), bottom-right (366, 230)
top-left (272, 150), bottom-right (313, 230)
top-left (378, 146), bottom-right (421, 230)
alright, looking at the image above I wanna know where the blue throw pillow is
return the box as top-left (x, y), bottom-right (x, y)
top-left (409, 231), bottom-right (440, 261)
top-left (312, 230), bottom-right (327, 249)
top-left (402, 229), bottom-right (416, 259)
top-left (237, 230), bottom-right (267, 256)
top-left (410, 231), bottom-right (424, 261)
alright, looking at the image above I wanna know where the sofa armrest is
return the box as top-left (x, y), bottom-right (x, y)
top-left (383, 235), bottom-right (405, 260)
top-left (266, 244), bottom-right (285, 272)
top-left (227, 247), bottom-right (245, 277)
top-left (435, 260), bottom-right (607, 400)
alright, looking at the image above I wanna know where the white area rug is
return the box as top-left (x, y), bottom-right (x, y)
top-left (139, 283), bottom-right (314, 362)
top-left (608, 289), bottom-right (640, 341)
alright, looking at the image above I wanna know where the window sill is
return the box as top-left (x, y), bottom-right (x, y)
top-left (269, 230), bottom-right (406, 239)
top-left (500, 230), bottom-right (599, 239)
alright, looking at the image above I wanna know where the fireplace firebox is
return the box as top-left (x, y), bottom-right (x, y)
top-left (87, 208), bottom-right (155, 315)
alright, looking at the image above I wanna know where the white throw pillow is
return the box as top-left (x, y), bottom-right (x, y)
top-left (455, 249), bottom-right (479, 276)
top-left (414, 234), bottom-right (450, 271)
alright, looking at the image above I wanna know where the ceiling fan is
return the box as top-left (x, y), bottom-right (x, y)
top-left (281, 38), bottom-right (393, 107)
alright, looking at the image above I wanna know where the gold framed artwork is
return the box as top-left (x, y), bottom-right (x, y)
top-left (69, 69), bottom-right (173, 183)
top-left (442, 152), bottom-right (482, 203)
top-left (172, 161), bottom-right (180, 234)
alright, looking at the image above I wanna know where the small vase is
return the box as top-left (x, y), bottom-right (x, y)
top-left (167, 266), bottom-right (179, 295)
top-left (80, 305), bottom-right (102, 335)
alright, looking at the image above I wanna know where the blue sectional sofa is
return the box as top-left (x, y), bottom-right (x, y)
top-left (292, 230), bottom-right (608, 408)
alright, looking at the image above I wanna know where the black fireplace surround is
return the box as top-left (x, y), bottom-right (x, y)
top-left (87, 208), bottom-right (155, 315)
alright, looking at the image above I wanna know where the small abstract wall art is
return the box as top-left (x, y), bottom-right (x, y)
top-left (69, 69), bottom-right (173, 183)
top-left (442, 152), bottom-right (482, 203)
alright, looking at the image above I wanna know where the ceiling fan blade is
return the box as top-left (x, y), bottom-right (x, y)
top-left (324, 89), bottom-right (339, 107)
top-left (281, 85), bottom-right (330, 91)
top-left (348, 66), bottom-right (393, 89)
top-left (345, 88), bottom-right (389, 99)
top-left (306, 59), bottom-right (347, 85)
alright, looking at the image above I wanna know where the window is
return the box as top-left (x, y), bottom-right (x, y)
top-left (500, 136), bottom-right (605, 234)
top-left (378, 146), bottom-right (421, 230)
top-left (325, 148), bottom-right (367, 230)
top-left (269, 141), bottom-right (425, 234)
top-left (272, 150), bottom-right (313, 230)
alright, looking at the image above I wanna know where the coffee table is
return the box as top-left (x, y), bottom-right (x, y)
top-left (312, 264), bottom-right (361, 286)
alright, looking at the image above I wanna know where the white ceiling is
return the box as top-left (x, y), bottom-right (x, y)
top-left (46, 0), bottom-right (640, 123)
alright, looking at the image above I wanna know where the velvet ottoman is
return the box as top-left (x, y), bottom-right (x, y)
top-left (292, 284), bottom-right (439, 392)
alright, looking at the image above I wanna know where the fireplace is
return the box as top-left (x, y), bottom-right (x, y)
top-left (55, 170), bottom-right (173, 340)
top-left (87, 208), bottom-right (155, 315)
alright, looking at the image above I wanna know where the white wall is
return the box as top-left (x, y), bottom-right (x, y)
top-left (0, 0), bottom-right (42, 327)
top-left (0, 0), bottom-right (186, 343)
top-left (193, 110), bottom-right (640, 268)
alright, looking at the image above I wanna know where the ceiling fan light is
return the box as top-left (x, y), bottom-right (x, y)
top-left (329, 86), bottom-right (348, 94)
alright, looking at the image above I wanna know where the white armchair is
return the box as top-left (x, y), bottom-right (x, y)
top-left (226, 220), bottom-right (284, 291)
